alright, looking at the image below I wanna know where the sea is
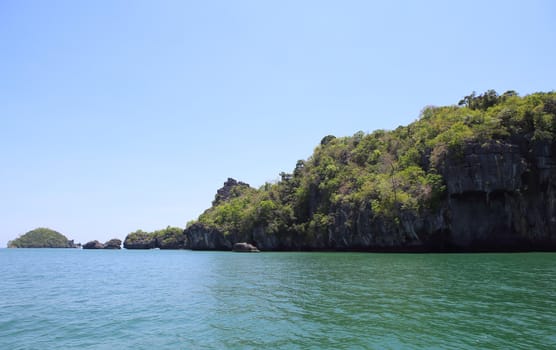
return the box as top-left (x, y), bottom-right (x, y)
top-left (0, 249), bottom-right (555, 349)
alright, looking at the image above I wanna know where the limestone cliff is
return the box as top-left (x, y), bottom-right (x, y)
top-left (183, 91), bottom-right (556, 251)
top-left (185, 222), bottom-right (232, 250)
top-left (184, 139), bottom-right (556, 251)
top-left (437, 140), bottom-right (556, 250)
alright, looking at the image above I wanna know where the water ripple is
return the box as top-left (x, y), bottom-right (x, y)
top-left (0, 250), bottom-right (555, 349)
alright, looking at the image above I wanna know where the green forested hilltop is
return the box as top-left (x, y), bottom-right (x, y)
top-left (182, 90), bottom-right (556, 251)
top-left (121, 91), bottom-right (556, 251)
top-left (8, 228), bottom-right (78, 248)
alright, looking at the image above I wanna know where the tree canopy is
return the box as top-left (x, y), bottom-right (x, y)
top-left (123, 226), bottom-right (185, 249)
top-left (8, 228), bottom-right (76, 248)
top-left (191, 91), bottom-right (556, 242)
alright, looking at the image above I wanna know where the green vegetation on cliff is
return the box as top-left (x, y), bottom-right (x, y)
top-left (191, 91), bottom-right (556, 246)
top-left (123, 226), bottom-right (185, 249)
top-left (8, 227), bottom-right (78, 248)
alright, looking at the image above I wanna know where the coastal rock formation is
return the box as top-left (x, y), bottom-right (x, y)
top-left (185, 222), bottom-right (232, 250)
top-left (123, 227), bottom-right (186, 249)
top-left (184, 140), bottom-right (556, 252)
top-left (83, 239), bottom-right (121, 249)
top-left (183, 92), bottom-right (556, 252)
top-left (184, 179), bottom-right (252, 250)
top-left (123, 230), bottom-right (156, 249)
top-left (103, 239), bottom-right (122, 249)
top-left (232, 242), bottom-right (260, 252)
top-left (154, 227), bottom-right (186, 249)
top-left (83, 240), bottom-right (105, 249)
top-left (437, 140), bottom-right (556, 250)
top-left (321, 140), bottom-right (555, 251)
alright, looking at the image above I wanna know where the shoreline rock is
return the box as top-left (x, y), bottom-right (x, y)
top-left (83, 240), bottom-right (105, 249)
top-left (82, 238), bottom-right (122, 249)
top-left (104, 239), bottom-right (122, 249)
top-left (123, 230), bottom-right (156, 249)
top-left (232, 242), bottom-right (260, 252)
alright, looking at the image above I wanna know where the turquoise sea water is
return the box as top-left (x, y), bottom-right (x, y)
top-left (0, 249), bottom-right (555, 349)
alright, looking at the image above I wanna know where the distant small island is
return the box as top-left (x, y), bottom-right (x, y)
top-left (8, 228), bottom-right (80, 248)
top-left (82, 239), bottom-right (122, 249)
top-left (123, 227), bottom-right (184, 249)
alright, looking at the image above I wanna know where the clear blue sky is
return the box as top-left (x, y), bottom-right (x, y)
top-left (1, 0), bottom-right (555, 247)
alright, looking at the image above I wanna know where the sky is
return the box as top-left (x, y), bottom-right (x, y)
top-left (1, 0), bottom-right (555, 247)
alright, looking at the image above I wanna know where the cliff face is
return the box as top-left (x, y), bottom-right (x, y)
top-left (438, 140), bottom-right (556, 250)
top-left (184, 139), bottom-right (556, 251)
top-left (185, 222), bottom-right (232, 250)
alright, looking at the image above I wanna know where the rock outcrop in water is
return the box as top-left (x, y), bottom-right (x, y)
top-left (182, 91), bottom-right (556, 252)
top-left (83, 240), bottom-right (105, 249)
top-left (123, 230), bottom-right (157, 249)
top-left (123, 227), bottom-right (186, 249)
top-left (83, 238), bottom-right (122, 249)
top-left (232, 242), bottom-right (260, 252)
top-left (104, 238), bottom-right (122, 249)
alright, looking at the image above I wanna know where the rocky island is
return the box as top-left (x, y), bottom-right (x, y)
top-left (123, 90), bottom-right (556, 252)
top-left (8, 228), bottom-right (80, 248)
top-left (82, 239), bottom-right (122, 249)
top-left (123, 227), bottom-right (185, 249)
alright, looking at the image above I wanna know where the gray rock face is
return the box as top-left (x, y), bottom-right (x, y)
top-left (437, 140), bottom-right (556, 250)
top-left (83, 240), bottom-right (105, 249)
top-left (439, 142), bottom-right (526, 194)
top-left (185, 223), bottom-right (232, 250)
